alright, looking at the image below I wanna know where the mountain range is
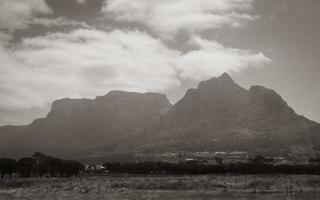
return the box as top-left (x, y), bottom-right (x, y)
top-left (1, 73), bottom-right (320, 161)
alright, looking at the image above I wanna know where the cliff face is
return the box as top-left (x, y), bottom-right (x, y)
top-left (0, 91), bottom-right (172, 158)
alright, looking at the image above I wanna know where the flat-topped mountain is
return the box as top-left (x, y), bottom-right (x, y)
top-left (1, 73), bottom-right (320, 160)
top-left (0, 91), bottom-right (172, 158)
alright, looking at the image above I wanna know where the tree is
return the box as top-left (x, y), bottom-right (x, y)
top-left (0, 158), bottom-right (16, 178)
top-left (17, 157), bottom-right (37, 178)
top-left (214, 157), bottom-right (223, 165)
top-left (309, 158), bottom-right (320, 166)
top-left (249, 155), bottom-right (274, 164)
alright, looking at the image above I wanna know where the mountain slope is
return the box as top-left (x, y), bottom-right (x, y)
top-left (0, 91), bottom-right (172, 158)
top-left (134, 73), bottom-right (320, 158)
top-left (1, 73), bottom-right (319, 160)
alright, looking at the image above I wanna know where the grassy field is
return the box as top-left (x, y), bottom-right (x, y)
top-left (1, 175), bottom-right (320, 199)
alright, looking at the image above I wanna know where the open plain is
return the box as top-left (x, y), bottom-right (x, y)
top-left (1, 175), bottom-right (320, 200)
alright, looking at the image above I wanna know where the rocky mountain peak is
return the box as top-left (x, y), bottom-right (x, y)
top-left (248, 85), bottom-right (289, 110)
top-left (197, 72), bottom-right (241, 93)
top-left (217, 72), bottom-right (234, 83)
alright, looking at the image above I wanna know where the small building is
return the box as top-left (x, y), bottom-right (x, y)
top-left (85, 164), bottom-right (106, 173)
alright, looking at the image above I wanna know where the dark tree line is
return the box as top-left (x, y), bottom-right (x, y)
top-left (102, 156), bottom-right (320, 175)
top-left (0, 152), bottom-right (85, 178)
top-left (3, 154), bottom-right (320, 177)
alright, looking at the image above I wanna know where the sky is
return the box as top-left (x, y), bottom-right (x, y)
top-left (0, 0), bottom-right (319, 125)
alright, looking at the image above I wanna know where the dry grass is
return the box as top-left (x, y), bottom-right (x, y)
top-left (1, 175), bottom-right (320, 199)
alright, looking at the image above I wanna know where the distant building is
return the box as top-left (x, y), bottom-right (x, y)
top-left (274, 159), bottom-right (294, 165)
top-left (214, 152), bottom-right (227, 156)
top-left (229, 151), bottom-right (249, 156)
top-left (86, 164), bottom-right (106, 173)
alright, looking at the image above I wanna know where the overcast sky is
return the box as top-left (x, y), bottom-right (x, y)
top-left (0, 0), bottom-right (319, 125)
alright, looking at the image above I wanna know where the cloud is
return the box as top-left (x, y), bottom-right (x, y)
top-left (0, 0), bottom-right (52, 31)
top-left (0, 32), bottom-right (13, 46)
top-left (30, 17), bottom-right (91, 29)
top-left (76, 0), bottom-right (87, 4)
top-left (102, 0), bottom-right (256, 37)
top-left (176, 36), bottom-right (271, 80)
top-left (0, 28), bottom-right (270, 109)
top-left (0, 29), bottom-right (180, 109)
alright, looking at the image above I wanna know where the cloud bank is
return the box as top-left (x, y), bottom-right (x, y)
top-left (0, 0), bottom-right (52, 31)
top-left (0, 28), bottom-right (269, 109)
top-left (0, 29), bottom-right (180, 109)
top-left (177, 36), bottom-right (271, 80)
top-left (102, 0), bottom-right (256, 37)
top-left (30, 17), bottom-right (91, 29)
top-left (0, 0), bottom-right (270, 113)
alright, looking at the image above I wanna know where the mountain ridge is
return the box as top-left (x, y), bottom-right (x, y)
top-left (0, 73), bottom-right (319, 161)
top-left (127, 73), bottom-right (320, 159)
top-left (0, 90), bottom-right (172, 158)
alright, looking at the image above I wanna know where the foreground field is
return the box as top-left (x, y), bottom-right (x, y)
top-left (1, 175), bottom-right (320, 200)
